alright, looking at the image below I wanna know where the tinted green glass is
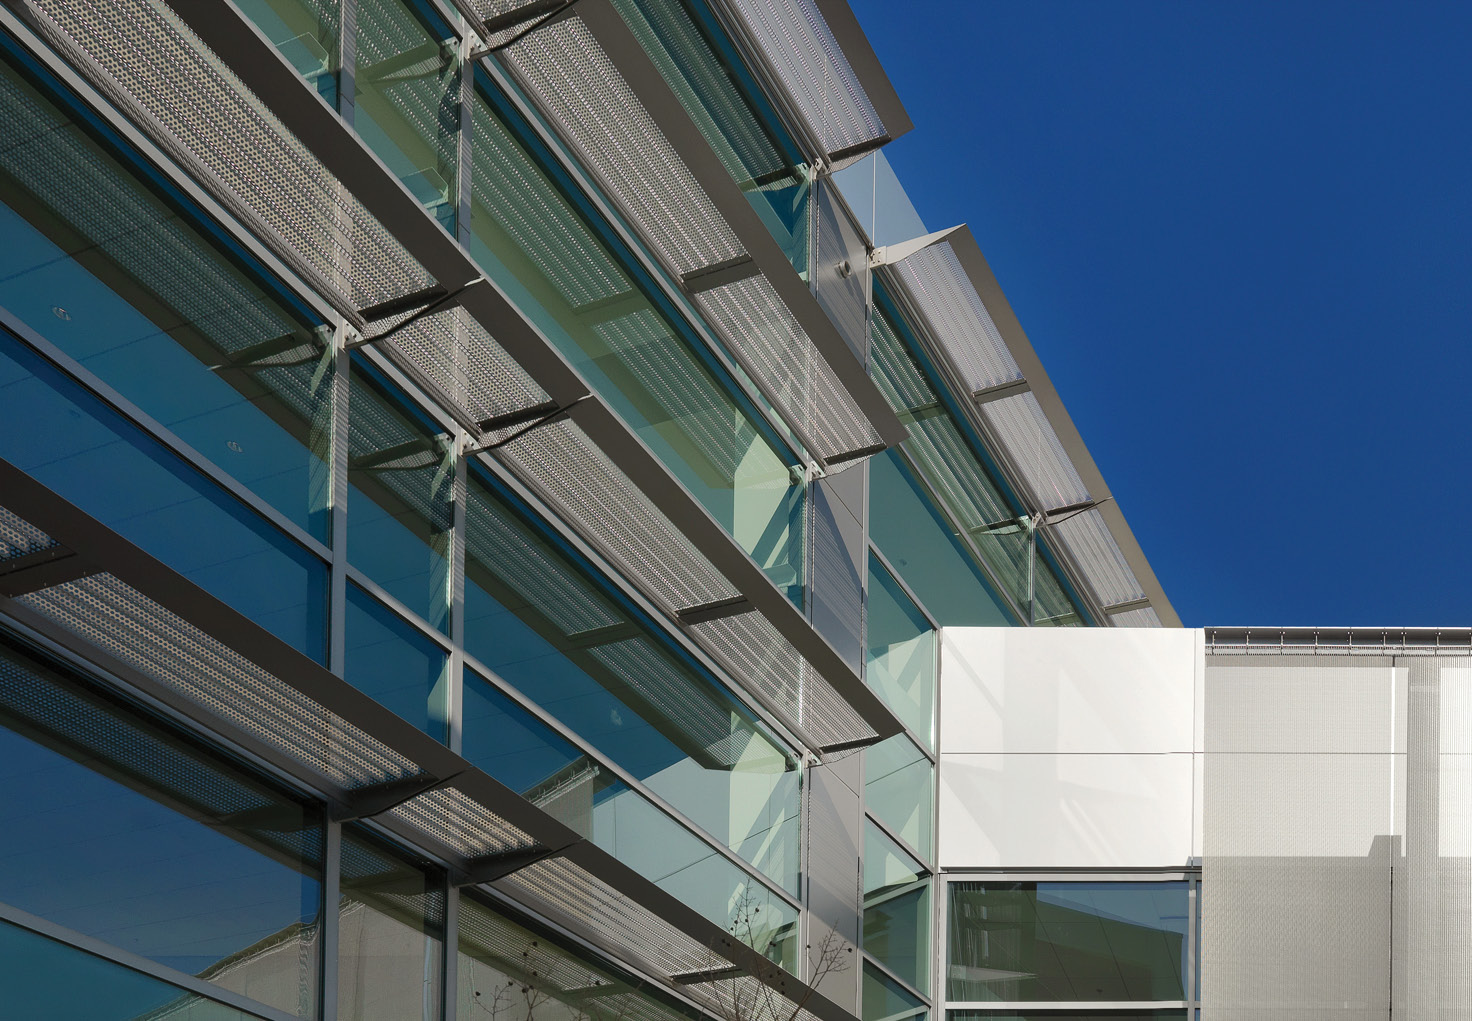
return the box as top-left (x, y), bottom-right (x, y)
top-left (0, 643), bottom-right (323, 1017)
top-left (463, 468), bottom-right (800, 894)
top-left (947, 882), bottom-right (1189, 1002)
top-left (863, 960), bottom-right (926, 1021)
top-left (869, 451), bottom-right (1015, 628)
top-left (354, 0), bottom-right (458, 229)
top-left (348, 360), bottom-right (454, 633)
top-left (466, 82), bottom-right (805, 601)
top-left (0, 919), bottom-right (259, 1021)
top-left (611, 0), bottom-right (810, 273)
top-left (0, 337), bottom-right (329, 661)
top-left (948, 1012), bottom-right (1188, 1021)
top-left (456, 892), bottom-right (702, 1021)
top-left (866, 734), bottom-right (933, 862)
top-left (867, 552), bottom-right (937, 749)
top-left (0, 57), bottom-right (335, 543)
top-left (235, 0), bottom-right (339, 102)
top-left (864, 822), bottom-right (930, 994)
top-left (339, 827), bottom-right (445, 1021)
top-left (344, 583), bottom-right (450, 741)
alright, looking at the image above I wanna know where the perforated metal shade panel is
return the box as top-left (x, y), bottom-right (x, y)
top-left (0, 507), bottom-right (55, 561)
top-left (890, 243), bottom-right (1020, 393)
top-left (696, 274), bottom-right (881, 463)
top-left (385, 785), bottom-right (538, 859)
top-left (25, 0), bottom-right (434, 313)
top-left (14, 571), bottom-right (419, 791)
top-left (981, 391), bottom-right (1090, 512)
top-left (1050, 508), bottom-right (1145, 609)
top-left (1110, 606), bottom-right (1163, 629)
top-left (725, 0), bottom-right (885, 156)
top-left (499, 15), bottom-right (742, 278)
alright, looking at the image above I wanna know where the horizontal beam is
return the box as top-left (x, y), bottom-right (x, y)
top-left (170, 0), bottom-right (903, 744)
top-left (0, 458), bottom-right (858, 1021)
top-left (971, 377), bottom-right (1030, 405)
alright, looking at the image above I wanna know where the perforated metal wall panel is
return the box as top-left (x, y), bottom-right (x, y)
top-left (725, 0), bottom-right (886, 155)
top-left (26, 0), bottom-right (434, 313)
top-left (981, 391), bottom-right (1091, 512)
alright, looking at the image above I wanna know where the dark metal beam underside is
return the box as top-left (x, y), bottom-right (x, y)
top-left (150, 0), bottom-right (902, 742)
top-left (0, 458), bottom-right (856, 1021)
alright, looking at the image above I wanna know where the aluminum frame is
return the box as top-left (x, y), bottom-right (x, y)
top-left (0, 457), bottom-right (860, 1021)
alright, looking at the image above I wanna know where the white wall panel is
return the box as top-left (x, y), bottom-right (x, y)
top-left (940, 628), bottom-right (1197, 754)
top-left (939, 751), bottom-right (1194, 868)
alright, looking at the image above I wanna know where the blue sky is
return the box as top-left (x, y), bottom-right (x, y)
top-left (849, 1), bottom-right (1472, 626)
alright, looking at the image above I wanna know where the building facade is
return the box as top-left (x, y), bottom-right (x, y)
top-left (0, 2), bottom-right (1193, 1021)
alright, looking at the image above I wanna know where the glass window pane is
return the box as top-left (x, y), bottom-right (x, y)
top-left (464, 468), bottom-right (800, 894)
top-left (354, 0), bottom-right (458, 229)
top-left (947, 882), bottom-right (1190, 1003)
top-left (0, 918), bottom-right (261, 1021)
top-left (867, 552), bottom-right (937, 749)
top-left (0, 334), bottom-right (329, 662)
top-left (339, 827), bottom-right (446, 1021)
top-left (463, 667), bottom-right (798, 971)
top-left (610, 0), bottom-right (810, 273)
top-left (866, 734), bottom-right (933, 862)
top-left (235, 0), bottom-right (340, 102)
top-left (0, 53), bottom-right (335, 544)
top-left (456, 892), bottom-right (700, 1021)
top-left (864, 823), bottom-right (930, 994)
top-left (348, 359), bottom-right (454, 633)
top-left (345, 582), bottom-right (450, 741)
top-left (868, 450), bottom-right (1014, 630)
top-left (863, 959), bottom-right (926, 1021)
top-left (467, 81), bottom-right (806, 603)
top-left (0, 642), bottom-right (323, 1018)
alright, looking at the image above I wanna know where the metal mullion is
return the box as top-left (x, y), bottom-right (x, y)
top-left (864, 809), bottom-right (928, 876)
top-left (342, 564), bottom-right (457, 654)
top-left (0, 6), bottom-right (344, 333)
top-left (338, 0), bottom-right (357, 125)
top-left (0, 306), bottom-right (334, 567)
top-left (330, 327), bottom-right (351, 677)
top-left (946, 1002), bottom-right (1189, 1012)
top-left (0, 899), bottom-right (294, 1021)
top-left (860, 950), bottom-right (930, 1008)
top-left (449, 433), bottom-right (468, 758)
top-left (469, 56), bottom-right (821, 471)
top-left (456, 644), bottom-right (803, 914)
top-left (443, 880), bottom-right (460, 1021)
top-left (322, 818), bottom-right (343, 1021)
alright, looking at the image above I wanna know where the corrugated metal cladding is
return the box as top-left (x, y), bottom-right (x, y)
top-left (726, 0), bottom-right (886, 156)
top-left (1203, 652), bottom-right (1472, 1019)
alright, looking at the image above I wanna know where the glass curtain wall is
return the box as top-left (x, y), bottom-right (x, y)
top-left (866, 552), bottom-right (937, 750)
top-left (0, 28), bottom-right (808, 982)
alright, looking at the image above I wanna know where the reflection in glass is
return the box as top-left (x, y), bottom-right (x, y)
top-left (348, 359), bottom-right (455, 633)
top-left (235, 0), bottom-right (340, 102)
top-left (865, 734), bottom-right (933, 862)
top-left (0, 55), bottom-right (335, 544)
top-left (467, 81), bottom-right (806, 602)
top-left (0, 642), bottom-right (323, 1018)
top-left (864, 823), bottom-right (930, 994)
top-left (354, 0), bottom-right (458, 229)
top-left (461, 667), bottom-right (798, 970)
top-left (948, 1012), bottom-right (1188, 1021)
top-left (0, 336), bottom-right (329, 662)
top-left (947, 882), bottom-right (1189, 1003)
top-left (456, 892), bottom-right (700, 1021)
top-left (610, 0), bottom-right (811, 273)
top-left (863, 960), bottom-right (926, 1021)
top-left (463, 468), bottom-right (800, 894)
top-left (339, 827), bottom-right (445, 1021)
top-left (0, 919), bottom-right (258, 1021)
top-left (867, 552), bottom-right (937, 748)
top-left (345, 583), bottom-right (450, 741)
